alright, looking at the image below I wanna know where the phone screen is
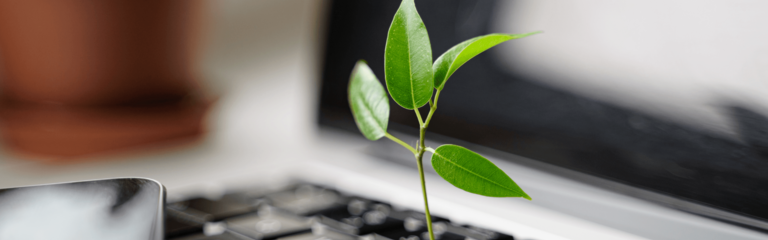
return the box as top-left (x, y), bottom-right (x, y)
top-left (0, 178), bottom-right (165, 240)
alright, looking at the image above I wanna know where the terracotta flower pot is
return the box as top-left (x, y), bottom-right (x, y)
top-left (0, 0), bottom-right (210, 161)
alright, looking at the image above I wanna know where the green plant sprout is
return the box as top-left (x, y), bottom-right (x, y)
top-left (348, 0), bottom-right (539, 239)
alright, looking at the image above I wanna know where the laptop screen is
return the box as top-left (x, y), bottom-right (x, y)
top-left (318, 0), bottom-right (768, 230)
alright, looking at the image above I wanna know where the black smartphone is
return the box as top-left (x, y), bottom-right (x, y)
top-left (0, 178), bottom-right (165, 240)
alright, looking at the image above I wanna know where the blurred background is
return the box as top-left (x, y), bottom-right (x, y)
top-left (1, 1), bottom-right (768, 239)
top-left (0, 0), bottom-right (327, 190)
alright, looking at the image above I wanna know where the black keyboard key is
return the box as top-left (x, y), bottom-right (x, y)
top-left (314, 215), bottom-right (360, 235)
top-left (434, 231), bottom-right (466, 240)
top-left (373, 227), bottom-right (425, 240)
top-left (372, 210), bottom-right (450, 240)
top-left (266, 185), bottom-right (344, 216)
top-left (464, 225), bottom-right (514, 240)
top-left (433, 222), bottom-right (508, 240)
top-left (312, 204), bottom-right (352, 221)
top-left (358, 210), bottom-right (403, 234)
top-left (170, 194), bottom-right (259, 221)
top-left (169, 231), bottom-right (255, 240)
top-left (347, 198), bottom-right (369, 215)
top-left (226, 206), bottom-right (313, 239)
top-left (315, 201), bottom-right (404, 235)
top-left (395, 235), bottom-right (421, 240)
top-left (359, 233), bottom-right (394, 240)
top-left (277, 226), bottom-right (357, 240)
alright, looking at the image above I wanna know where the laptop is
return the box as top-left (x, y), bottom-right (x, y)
top-left (315, 0), bottom-right (768, 239)
top-left (1, 1), bottom-right (767, 240)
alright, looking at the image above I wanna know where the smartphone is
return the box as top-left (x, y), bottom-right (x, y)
top-left (0, 178), bottom-right (165, 240)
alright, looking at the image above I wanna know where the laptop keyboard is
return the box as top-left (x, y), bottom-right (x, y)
top-left (165, 184), bottom-right (519, 240)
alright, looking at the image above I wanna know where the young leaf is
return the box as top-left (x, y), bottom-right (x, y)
top-left (349, 60), bottom-right (389, 141)
top-left (433, 32), bottom-right (539, 90)
top-left (431, 144), bottom-right (531, 199)
top-left (385, 0), bottom-right (433, 110)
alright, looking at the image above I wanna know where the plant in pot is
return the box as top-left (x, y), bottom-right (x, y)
top-left (0, 0), bottom-right (209, 160)
top-left (347, 0), bottom-right (539, 239)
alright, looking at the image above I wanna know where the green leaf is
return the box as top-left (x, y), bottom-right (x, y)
top-left (348, 60), bottom-right (389, 141)
top-left (433, 32), bottom-right (540, 90)
top-left (431, 144), bottom-right (531, 199)
top-left (385, 0), bottom-right (433, 110)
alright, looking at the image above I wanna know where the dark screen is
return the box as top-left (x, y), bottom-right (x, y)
top-left (318, 0), bottom-right (768, 230)
top-left (0, 178), bottom-right (164, 240)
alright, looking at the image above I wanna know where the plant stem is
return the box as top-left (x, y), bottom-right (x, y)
top-left (415, 89), bottom-right (442, 240)
top-left (424, 89), bottom-right (441, 128)
top-left (417, 153), bottom-right (435, 240)
top-left (385, 132), bottom-right (418, 155)
top-left (414, 108), bottom-right (425, 126)
top-left (386, 127), bottom-right (434, 240)
top-left (416, 125), bottom-right (435, 240)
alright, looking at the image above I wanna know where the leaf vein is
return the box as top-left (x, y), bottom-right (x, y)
top-left (358, 90), bottom-right (385, 132)
top-left (433, 150), bottom-right (522, 195)
top-left (404, 25), bottom-right (416, 109)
